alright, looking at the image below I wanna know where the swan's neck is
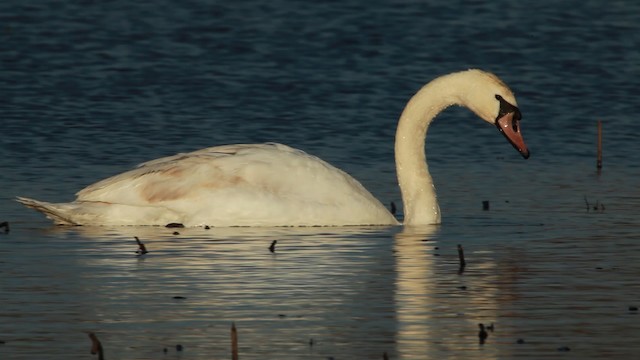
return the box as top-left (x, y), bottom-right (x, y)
top-left (395, 74), bottom-right (464, 225)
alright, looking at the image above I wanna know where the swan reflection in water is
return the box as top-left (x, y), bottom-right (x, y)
top-left (393, 226), bottom-right (502, 358)
top-left (41, 225), bottom-right (509, 358)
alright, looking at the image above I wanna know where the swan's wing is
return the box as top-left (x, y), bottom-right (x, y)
top-left (76, 143), bottom-right (282, 204)
top-left (75, 143), bottom-right (379, 208)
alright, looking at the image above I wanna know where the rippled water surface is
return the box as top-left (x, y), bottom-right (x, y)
top-left (2, 0), bottom-right (640, 359)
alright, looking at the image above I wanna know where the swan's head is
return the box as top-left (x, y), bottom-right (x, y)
top-left (460, 70), bottom-right (530, 159)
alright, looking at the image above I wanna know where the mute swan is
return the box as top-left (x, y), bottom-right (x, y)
top-left (17, 69), bottom-right (529, 227)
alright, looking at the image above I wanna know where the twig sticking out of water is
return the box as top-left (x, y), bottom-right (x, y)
top-left (88, 332), bottom-right (105, 360)
top-left (269, 240), bottom-right (277, 253)
top-left (134, 236), bottom-right (148, 255)
top-left (0, 221), bottom-right (9, 234)
top-left (231, 322), bottom-right (239, 360)
top-left (458, 244), bottom-right (466, 269)
top-left (584, 196), bottom-right (605, 213)
top-left (478, 323), bottom-right (488, 344)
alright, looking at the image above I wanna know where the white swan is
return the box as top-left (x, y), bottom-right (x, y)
top-left (17, 69), bottom-right (529, 227)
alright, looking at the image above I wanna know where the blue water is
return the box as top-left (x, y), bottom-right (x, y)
top-left (1, 0), bottom-right (640, 359)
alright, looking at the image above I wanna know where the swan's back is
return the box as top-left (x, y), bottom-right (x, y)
top-left (21, 143), bottom-right (397, 227)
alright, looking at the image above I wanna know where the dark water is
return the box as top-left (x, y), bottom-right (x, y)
top-left (1, 0), bottom-right (640, 359)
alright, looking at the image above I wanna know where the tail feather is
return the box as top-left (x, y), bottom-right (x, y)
top-left (16, 197), bottom-right (78, 225)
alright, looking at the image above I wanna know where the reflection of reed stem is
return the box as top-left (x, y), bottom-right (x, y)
top-left (597, 120), bottom-right (603, 170)
top-left (584, 196), bottom-right (590, 212)
top-left (231, 322), bottom-right (239, 360)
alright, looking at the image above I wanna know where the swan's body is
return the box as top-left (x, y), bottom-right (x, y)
top-left (18, 69), bottom-right (529, 227)
top-left (18, 143), bottom-right (396, 226)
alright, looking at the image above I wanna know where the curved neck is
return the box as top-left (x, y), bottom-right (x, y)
top-left (395, 74), bottom-right (463, 225)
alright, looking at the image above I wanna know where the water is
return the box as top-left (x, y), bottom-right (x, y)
top-left (1, 0), bottom-right (640, 358)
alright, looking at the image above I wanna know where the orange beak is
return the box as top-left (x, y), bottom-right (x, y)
top-left (496, 112), bottom-right (530, 159)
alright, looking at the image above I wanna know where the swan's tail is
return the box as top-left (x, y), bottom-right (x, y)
top-left (16, 197), bottom-right (78, 225)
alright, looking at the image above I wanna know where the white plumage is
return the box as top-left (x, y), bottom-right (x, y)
top-left (17, 143), bottom-right (396, 226)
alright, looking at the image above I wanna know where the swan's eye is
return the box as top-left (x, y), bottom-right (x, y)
top-left (495, 94), bottom-right (522, 126)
